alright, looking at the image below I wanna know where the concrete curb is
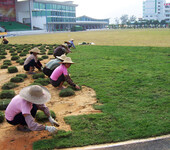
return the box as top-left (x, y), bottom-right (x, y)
top-left (61, 134), bottom-right (170, 150)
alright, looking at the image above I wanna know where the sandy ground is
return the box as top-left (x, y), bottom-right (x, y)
top-left (0, 53), bottom-right (101, 150)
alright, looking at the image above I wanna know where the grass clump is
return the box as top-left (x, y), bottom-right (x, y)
top-left (8, 66), bottom-right (18, 73)
top-left (19, 52), bottom-right (27, 56)
top-left (0, 99), bottom-right (11, 110)
top-left (16, 74), bottom-right (27, 79)
top-left (41, 55), bottom-right (49, 59)
top-left (0, 111), bottom-right (4, 123)
top-left (10, 77), bottom-right (24, 83)
top-left (11, 55), bottom-right (20, 61)
top-left (3, 60), bottom-right (11, 63)
top-left (32, 73), bottom-right (45, 79)
top-left (35, 110), bottom-right (56, 122)
top-left (59, 88), bottom-right (75, 97)
top-left (1, 65), bottom-right (8, 69)
top-left (2, 82), bottom-right (18, 90)
top-left (0, 55), bottom-right (6, 59)
top-left (3, 61), bottom-right (12, 66)
top-left (0, 90), bottom-right (15, 99)
top-left (33, 78), bottom-right (50, 86)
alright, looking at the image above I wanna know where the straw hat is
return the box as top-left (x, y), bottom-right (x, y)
top-left (62, 57), bottom-right (74, 64)
top-left (30, 47), bottom-right (40, 54)
top-left (56, 54), bottom-right (67, 61)
top-left (70, 39), bottom-right (74, 41)
top-left (19, 85), bottom-right (51, 104)
top-left (61, 44), bottom-right (69, 48)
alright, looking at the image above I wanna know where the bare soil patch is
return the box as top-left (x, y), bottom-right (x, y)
top-left (0, 55), bottom-right (101, 150)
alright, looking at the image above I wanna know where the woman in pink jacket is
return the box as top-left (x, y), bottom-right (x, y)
top-left (50, 57), bottom-right (80, 90)
top-left (5, 85), bottom-right (59, 133)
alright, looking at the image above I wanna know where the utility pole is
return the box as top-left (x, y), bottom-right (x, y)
top-left (29, 0), bottom-right (33, 30)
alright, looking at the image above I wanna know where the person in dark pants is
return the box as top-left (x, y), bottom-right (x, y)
top-left (5, 85), bottom-right (59, 133)
top-left (50, 57), bottom-right (80, 90)
top-left (53, 44), bottom-right (71, 58)
top-left (24, 47), bottom-right (42, 74)
top-left (68, 39), bottom-right (76, 49)
top-left (43, 54), bottom-right (67, 77)
top-left (1, 36), bottom-right (9, 44)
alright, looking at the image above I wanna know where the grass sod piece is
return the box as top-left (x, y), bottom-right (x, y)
top-left (0, 90), bottom-right (15, 99)
top-left (16, 74), bottom-right (27, 79)
top-left (2, 82), bottom-right (18, 90)
top-left (38, 57), bottom-right (43, 61)
top-left (33, 78), bottom-right (50, 86)
top-left (59, 88), bottom-right (75, 97)
top-left (19, 60), bottom-right (24, 65)
top-left (8, 66), bottom-right (18, 73)
top-left (35, 110), bottom-right (56, 122)
top-left (47, 51), bottom-right (53, 55)
top-left (0, 99), bottom-right (11, 110)
top-left (11, 55), bottom-right (20, 61)
top-left (32, 73), bottom-right (45, 79)
top-left (0, 111), bottom-right (4, 123)
top-left (1, 65), bottom-right (8, 69)
top-left (41, 55), bottom-right (49, 59)
top-left (10, 77), bottom-right (24, 83)
top-left (0, 55), bottom-right (6, 59)
top-left (33, 45), bottom-right (170, 149)
top-left (11, 53), bottom-right (18, 56)
top-left (3, 60), bottom-right (11, 63)
top-left (19, 52), bottom-right (27, 56)
top-left (3, 61), bottom-right (12, 66)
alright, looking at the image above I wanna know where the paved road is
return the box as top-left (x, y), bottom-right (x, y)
top-left (96, 137), bottom-right (170, 150)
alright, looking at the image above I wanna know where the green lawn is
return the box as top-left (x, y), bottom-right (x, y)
top-left (33, 45), bottom-right (170, 149)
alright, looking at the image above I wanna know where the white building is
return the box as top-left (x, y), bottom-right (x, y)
top-left (14, 0), bottom-right (109, 31)
top-left (143, 0), bottom-right (170, 22)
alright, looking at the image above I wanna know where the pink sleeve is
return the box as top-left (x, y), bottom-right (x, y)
top-left (25, 115), bottom-right (45, 131)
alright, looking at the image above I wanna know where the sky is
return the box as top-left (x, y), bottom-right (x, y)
top-left (19, 0), bottom-right (170, 23)
top-left (62, 0), bottom-right (170, 23)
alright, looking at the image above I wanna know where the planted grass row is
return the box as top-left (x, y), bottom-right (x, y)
top-left (33, 45), bottom-right (170, 149)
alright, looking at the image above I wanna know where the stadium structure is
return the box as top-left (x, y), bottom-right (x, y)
top-left (0, 0), bottom-right (109, 32)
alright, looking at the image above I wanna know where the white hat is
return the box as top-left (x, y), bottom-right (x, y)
top-left (62, 57), bottom-right (74, 64)
top-left (56, 54), bottom-right (67, 61)
top-left (19, 85), bottom-right (51, 104)
top-left (30, 47), bottom-right (40, 54)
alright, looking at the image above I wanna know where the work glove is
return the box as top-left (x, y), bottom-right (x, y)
top-left (49, 116), bottom-right (60, 127)
top-left (45, 126), bottom-right (57, 133)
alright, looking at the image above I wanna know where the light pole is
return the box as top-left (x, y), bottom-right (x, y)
top-left (29, 0), bottom-right (33, 30)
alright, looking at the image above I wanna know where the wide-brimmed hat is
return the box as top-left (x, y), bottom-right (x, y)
top-left (19, 85), bottom-right (51, 104)
top-left (70, 39), bottom-right (74, 41)
top-left (30, 47), bottom-right (40, 54)
top-left (61, 44), bottom-right (69, 48)
top-left (62, 57), bottom-right (74, 64)
top-left (56, 54), bottom-right (67, 61)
